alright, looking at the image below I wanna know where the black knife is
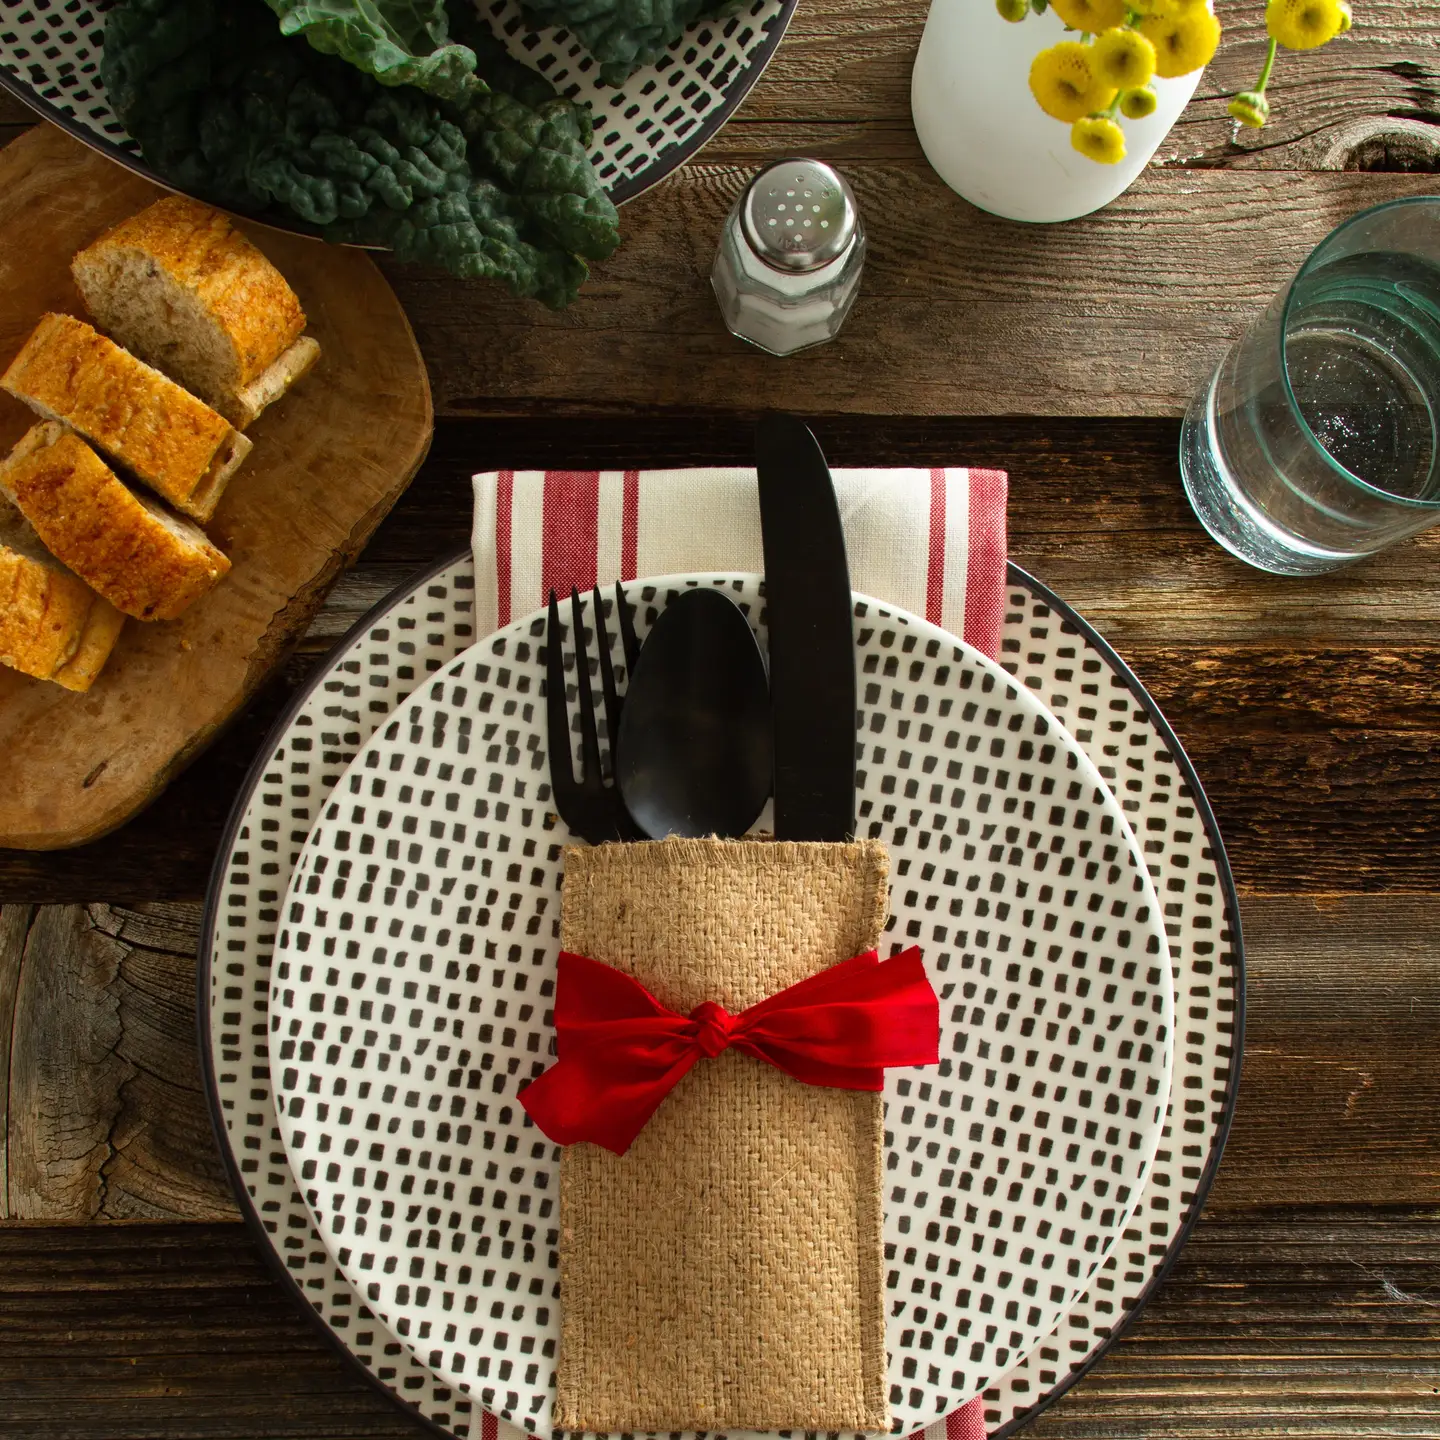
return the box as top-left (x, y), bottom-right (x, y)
top-left (755, 414), bottom-right (856, 842)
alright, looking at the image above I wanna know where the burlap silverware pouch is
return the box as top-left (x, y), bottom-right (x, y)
top-left (554, 835), bottom-right (891, 1434)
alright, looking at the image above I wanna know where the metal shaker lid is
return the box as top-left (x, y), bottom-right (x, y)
top-left (740, 159), bottom-right (859, 273)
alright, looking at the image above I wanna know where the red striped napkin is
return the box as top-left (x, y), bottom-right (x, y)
top-left (471, 463), bottom-right (1007, 1440)
top-left (472, 467), bottom-right (1007, 653)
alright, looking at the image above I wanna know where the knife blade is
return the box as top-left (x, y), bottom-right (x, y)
top-left (755, 413), bottom-right (856, 842)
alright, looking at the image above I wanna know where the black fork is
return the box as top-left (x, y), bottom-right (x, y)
top-left (545, 583), bottom-right (642, 843)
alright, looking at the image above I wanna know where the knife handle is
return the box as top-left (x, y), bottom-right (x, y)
top-left (756, 414), bottom-right (857, 843)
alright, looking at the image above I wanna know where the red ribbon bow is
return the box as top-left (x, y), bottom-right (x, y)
top-left (520, 946), bottom-right (941, 1155)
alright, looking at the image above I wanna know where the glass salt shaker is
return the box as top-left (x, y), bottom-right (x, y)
top-left (711, 159), bottom-right (865, 357)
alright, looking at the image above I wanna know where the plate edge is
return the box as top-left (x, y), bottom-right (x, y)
top-left (195, 547), bottom-right (473, 1440)
top-left (196, 548), bottom-right (1247, 1440)
top-left (986, 561), bottom-right (1247, 1440)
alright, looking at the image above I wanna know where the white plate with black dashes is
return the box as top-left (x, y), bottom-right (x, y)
top-left (264, 573), bottom-right (1174, 1434)
top-left (200, 556), bottom-right (1241, 1440)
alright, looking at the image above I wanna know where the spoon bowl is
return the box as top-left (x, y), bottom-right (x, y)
top-left (616, 588), bottom-right (772, 839)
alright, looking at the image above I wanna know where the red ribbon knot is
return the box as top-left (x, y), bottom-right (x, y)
top-left (520, 945), bottom-right (941, 1155)
top-left (689, 1001), bottom-right (737, 1057)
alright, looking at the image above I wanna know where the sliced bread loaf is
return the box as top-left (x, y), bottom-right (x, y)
top-left (71, 196), bottom-right (320, 429)
top-left (0, 423), bottom-right (231, 623)
top-left (1, 313), bottom-right (252, 523)
top-left (0, 495), bottom-right (125, 691)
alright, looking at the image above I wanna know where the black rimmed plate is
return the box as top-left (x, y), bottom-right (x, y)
top-left (0, 0), bottom-right (794, 222)
top-left (197, 551), bottom-right (1242, 1440)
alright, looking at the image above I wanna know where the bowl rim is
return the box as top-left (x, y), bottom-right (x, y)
top-left (0, 0), bottom-right (797, 231)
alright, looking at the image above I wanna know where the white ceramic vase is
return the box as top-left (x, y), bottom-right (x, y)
top-left (911, 1), bottom-right (1205, 223)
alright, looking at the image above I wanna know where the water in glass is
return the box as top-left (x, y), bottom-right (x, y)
top-left (1181, 200), bottom-right (1440, 575)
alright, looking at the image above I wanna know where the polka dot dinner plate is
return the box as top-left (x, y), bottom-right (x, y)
top-left (0, 0), bottom-right (794, 212)
top-left (199, 556), bottom-right (1241, 1440)
top-left (265, 573), bottom-right (1175, 1436)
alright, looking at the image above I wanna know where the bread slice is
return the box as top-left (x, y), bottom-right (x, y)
top-left (0, 423), bottom-right (230, 623)
top-left (1, 313), bottom-right (252, 523)
top-left (0, 494), bottom-right (125, 691)
top-left (71, 195), bottom-right (319, 428)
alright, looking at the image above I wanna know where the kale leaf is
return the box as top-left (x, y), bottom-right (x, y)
top-left (513, 0), bottom-right (744, 86)
top-left (262, 0), bottom-right (482, 103)
top-left (102, 0), bottom-right (619, 306)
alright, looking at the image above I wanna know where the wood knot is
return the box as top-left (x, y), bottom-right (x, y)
top-left (1312, 118), bottom-right (1440, 173)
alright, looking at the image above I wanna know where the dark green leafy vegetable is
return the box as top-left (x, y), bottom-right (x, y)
top-left (102, 0), bottom-right (619, 307)
top-left (263, 0), bottom-right (481, 102)
top-left (514, 0), bottom-right (743, 86)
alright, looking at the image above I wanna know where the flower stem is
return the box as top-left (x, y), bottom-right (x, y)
top-left (1254, 36), bottom-right (1278, 94)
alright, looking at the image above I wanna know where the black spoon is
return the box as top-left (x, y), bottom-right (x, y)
top-left (615, 588), bottom-right (772, 839)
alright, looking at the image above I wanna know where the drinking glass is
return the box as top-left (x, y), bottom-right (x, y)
top-left (1180, 197), bottom-right (1440, 575)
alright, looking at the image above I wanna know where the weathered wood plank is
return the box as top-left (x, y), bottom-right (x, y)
top-left (387, 168), bottom-right (1440, 420)
top-left (5, 907), bottom-right (132, 1220)
top-left (0, 1212), bottom-right (1437, 1436)
top-left (3, 893), bottom-right (1438, 1221)
top-left (0, 49), bottom-right (1431, 431)
top-left (8, 631), bottom-right (1440, 900)
top-left (1207, 895), bottom-right (1440, 1209)
top-left (0, 904), bottom-right (29, 1213)
top-left (2, 413), bottom-right (1440, 900)
top-left (2, 905), bottom-right (233, 1223)
top-left (96, 904), bottom-right (234, 1220)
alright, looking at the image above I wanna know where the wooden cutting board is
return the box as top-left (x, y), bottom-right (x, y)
top-left (0, 124), bottom-right (433, 849)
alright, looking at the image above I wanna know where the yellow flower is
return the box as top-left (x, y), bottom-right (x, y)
top-left (1092, 27), bottom-right (1157, 89)
top-left (996, 0), bottom-right (1029, 20)
top-left (1120, 85), bottom-right (1158, 118)
top-left (1336, 0), bottom-right (1352, 31)
top-left (1071, 116), bottom-right (1127, 164)
top-left (1228, 89), bottom-right (1270, 127)
top-left (1138, 6), bottom-right (1222, 76)
top-left (1050, 0), bottom-right (1129, 31)
top-left (1267, 0), bottom-right (1347, 48)
top-left (1029, 42), bottom-right (1116, 123)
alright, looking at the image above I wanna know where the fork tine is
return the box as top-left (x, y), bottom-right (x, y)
top-left (570, 587), bottom-right (603, 796)
top-left (546, 590), bottom-right (577, 803)
top-left (615, 580), bottom-right (640, 674)
top-left (592, 584), bottom-right (623, 757)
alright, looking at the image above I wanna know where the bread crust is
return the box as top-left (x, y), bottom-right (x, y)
top-left (72, 196), bottom-right (307, 392)
top-left (0, 423), bottom-right (230, 623)
top-left (231, 335), bottom-right (323, 429)
top-left (0, 542), bottom-right (90, 677)
top-left (51, 595), bottom-right (126, 692)
top-left (1, 313), bottom-right (250, 521)
top-left (0, 541), bottom-right (124, 690)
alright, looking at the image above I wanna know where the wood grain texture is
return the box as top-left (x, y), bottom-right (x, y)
top-left (0, 1213), bottom-right (1436, 1438)
top-left (1209, 896), bottom-right (1440, 1209)
top-left (0, 124), bottom-right (432, 850)
top-left (1, 904), bottom-right (232, 1222)
top-left (2, 892), bottom-right (1437, 1223)
top-left (386, 168), bottom-right (1440, 420)
top-left (0, 903), bottom-right (29, 1209)
top-left (4, 906), bottom-right (131, 1220)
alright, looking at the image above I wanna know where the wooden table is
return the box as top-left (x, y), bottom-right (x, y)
top-left (1, 4), bottom-right (1438, 1435)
